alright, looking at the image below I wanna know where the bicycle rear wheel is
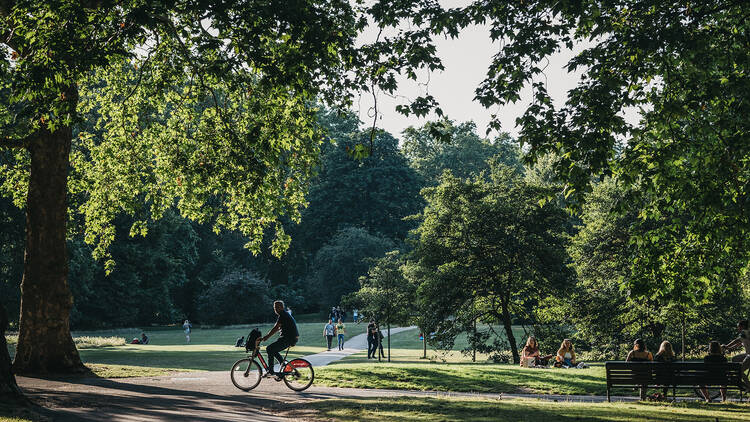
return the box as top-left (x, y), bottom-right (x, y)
top-left (282, 358), bottom-right (314, 391)
top-left (230, 358), bottom-right (262, 391)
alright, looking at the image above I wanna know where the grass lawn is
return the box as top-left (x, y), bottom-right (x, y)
top-left (7, 322), bottom-right (366, 377)
top-left (317, 326), bottom-right (611, 395)
top-left (305, 396), bottom-right (750, 422)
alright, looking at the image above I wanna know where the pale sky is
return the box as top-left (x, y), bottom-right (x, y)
top-left (354, 23), bottom-right (585, 141)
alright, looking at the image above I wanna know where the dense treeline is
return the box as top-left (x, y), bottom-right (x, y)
top-left (2, 110), bottom-right (748, 359)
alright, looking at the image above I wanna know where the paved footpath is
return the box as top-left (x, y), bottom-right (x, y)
top-left (15, 327), bottom-right (416, 421)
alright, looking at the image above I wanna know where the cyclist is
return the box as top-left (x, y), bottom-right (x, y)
top-left (722, 319), bottom-right (750, 390)
top-left (259, 300), bottom-right (299, 380)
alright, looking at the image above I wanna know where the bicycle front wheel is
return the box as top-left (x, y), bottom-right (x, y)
top-left (282, 358), bottom-right (314, 391)
top-left (230, 358), bottom-right (262, 391)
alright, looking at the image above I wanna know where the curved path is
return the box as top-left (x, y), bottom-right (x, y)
top-left (16, 327), bottom-right (416, 421)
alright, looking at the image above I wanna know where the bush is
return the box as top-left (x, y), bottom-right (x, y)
top-left (197, 270), bottom-right (272, 325)
top-left (74, 336), bottom-right (126, 348)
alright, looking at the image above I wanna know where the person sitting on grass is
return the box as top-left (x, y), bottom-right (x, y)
top-left (140, 332), bottom-right (149, 345)
top-left (626, 339), bottom-right (653, 362)
top-left (520, 336), bottom-right (541, 367)
top-left (699, 341), bottom-right (727, 402)
top-left (556, 339), bottom-right (577, 368)
top-left (654, 340), bottom-right (675, 362)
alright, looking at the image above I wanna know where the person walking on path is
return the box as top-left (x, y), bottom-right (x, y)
top-left (376, 324), bottom-right (386, 358)
top-left (259, 300), bottom-right (299, 380)
top-left (336, 319), bottom-right (346, 350)
top-left (182, 320), bottom-right (192, 344)
top-left (353, 309), bottom-right (358, 323)
top-left (367, 319), bottom-right (377, 359)
top-left (323, 319), bottom-right (335, 351)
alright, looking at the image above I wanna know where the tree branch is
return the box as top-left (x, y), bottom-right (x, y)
top-left (0, 136), bottom-right (30, 149)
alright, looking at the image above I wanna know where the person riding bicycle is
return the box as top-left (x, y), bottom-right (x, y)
top-left (722, 319), bottom-right (750, 390)
top-left (259, 300), bottom-right (299, 380)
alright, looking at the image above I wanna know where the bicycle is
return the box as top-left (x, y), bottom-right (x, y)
top-left (230, 336), bottom-right (314, 392)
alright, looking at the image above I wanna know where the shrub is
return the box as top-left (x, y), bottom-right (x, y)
top-left (74, 336), bottom-right (126, 348)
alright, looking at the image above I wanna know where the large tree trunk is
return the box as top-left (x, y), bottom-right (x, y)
top-left (12, 108), bottom-right (85, 374)
top-left (501, 299), bottom-right (519, 364)
top-left (0, 302), bottom-right (25, 401)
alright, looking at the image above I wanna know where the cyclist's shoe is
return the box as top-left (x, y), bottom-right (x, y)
top-left (263, 371), bottom-right (275, 379)
top-left (274, 373), bottom-right (283, 381)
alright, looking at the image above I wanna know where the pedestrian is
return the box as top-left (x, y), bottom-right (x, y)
top-left (376, 324), bottom-right (385, 358)
top-left (367, 319), bottom-right (377, 359)
top-left (336, 318), bottom-right (346, 351)
top-left (353, 309), bottom-right (358, 323)
top-left (182, 320), bottom-right (192, 343)
top-left (323, 319), bottom-right (335, 351)
top-left (329, 307), bottom-right (337, 322)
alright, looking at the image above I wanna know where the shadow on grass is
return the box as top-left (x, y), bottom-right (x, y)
top-left (304, 397), bottom-right (750, 422)
top-left (317, 363), bottom-right (609, 395)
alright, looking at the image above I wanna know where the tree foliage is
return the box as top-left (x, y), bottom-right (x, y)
top-left (306, 226), bottom-right (395, 309)
top-left (197, 270), bottom-right (272, 326)
top-left (401, 120), bottom-right (520, 184)
top-left (345, 250), bottom-right (415, 327)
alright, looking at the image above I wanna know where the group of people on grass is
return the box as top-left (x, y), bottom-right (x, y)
top-left (323, 318), bottom-right (347, 351)
top-left (520, 337), bottom-right (587, 369)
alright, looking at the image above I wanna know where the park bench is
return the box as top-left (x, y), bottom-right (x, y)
top-left (605, 361), bottom-right (746, 402)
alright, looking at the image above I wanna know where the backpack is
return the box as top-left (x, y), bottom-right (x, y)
top-left (245, 328), bottom-right (262, 352)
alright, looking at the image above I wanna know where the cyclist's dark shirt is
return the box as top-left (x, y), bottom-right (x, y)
top-left (277, 311), bottom-right (299, 339)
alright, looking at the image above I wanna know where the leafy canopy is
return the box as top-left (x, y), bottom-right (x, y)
top-left (0, 0), bottom-right (454, 266)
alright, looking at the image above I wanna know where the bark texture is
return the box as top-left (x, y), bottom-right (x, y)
top-left (12, 118), bottom-right (85, 374)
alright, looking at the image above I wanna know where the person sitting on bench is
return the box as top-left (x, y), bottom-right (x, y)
top-left (626, 339), bottom-right (653, 361)
top-left (722, 319), bottom-right (750, 391)
top-left (654, 340), bottom-right (675, 362)
top-left (699, 341), bottom-right (727, 402)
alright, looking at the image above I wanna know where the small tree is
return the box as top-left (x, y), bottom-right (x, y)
top-left (345, 250), bottom-right (415, 362)
top-left (411, 165), bottom-right (573, 364)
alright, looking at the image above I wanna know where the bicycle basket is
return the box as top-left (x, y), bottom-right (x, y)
top-left (245, 328), bottom-right (261, 352)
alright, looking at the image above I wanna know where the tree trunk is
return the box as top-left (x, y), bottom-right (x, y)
top-left (387, 323), bottom-right (390, 362)
top-left (681, 315), bottom-right (686, 361)
top-left (501, 300), bottom-right (519, 364)
top-left (0, 302), bottom-right (25, 402)
top-left (12, 111), bottom-right (85, 374)
top-left (472, 319), bottom-right (476, 362)
top-left (422, 331), bottom-right (426, 359)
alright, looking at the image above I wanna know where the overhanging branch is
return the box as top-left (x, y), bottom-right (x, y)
top-left (0, 136), bottom-right (30, 149)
